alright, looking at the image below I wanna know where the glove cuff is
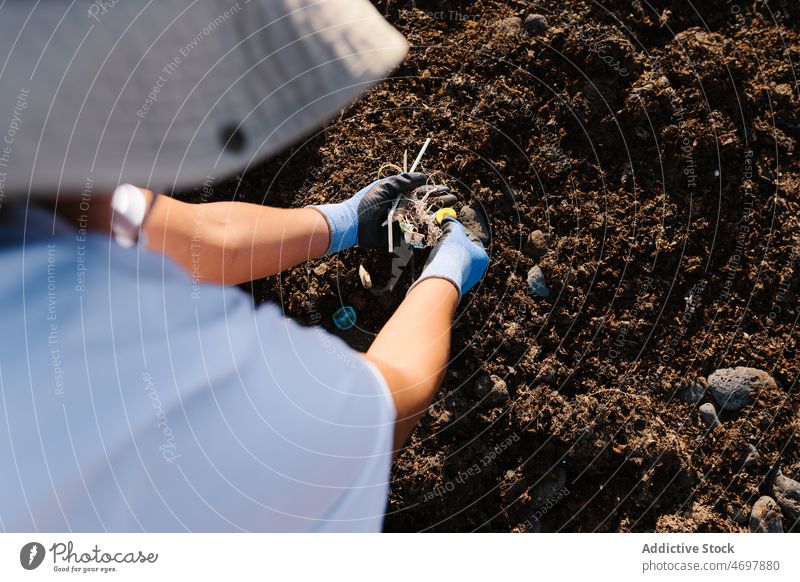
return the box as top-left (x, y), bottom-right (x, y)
top-left (407, 274), bottom-right (462, 301)
top-left (408, 243), bottom-right (471, 301)
top-left (307, 203), bottom-right (358, 254)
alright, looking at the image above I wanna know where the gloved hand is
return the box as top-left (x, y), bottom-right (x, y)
top-left (310, 172), bottom-right (455, 253)
top-left (408, 218), bottom-right (489, 300)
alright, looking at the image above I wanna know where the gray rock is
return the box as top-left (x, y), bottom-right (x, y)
top-left (527, 266), bottom-right (550, 297)
top-left (523, 13), bottom-right (549, 36)
top-left (531, 466), bottom-right (567, 508)
top-left (749, 496), bottom-right (784, 533)
top-left (699, 402), bottom-right (720, 428)
top-left (741, 444), bottom-right (761, 471)
top-left (475, 374), bottom-right (510, 406)
top-left (524, 230), bottom-right (548, 258)
top-left (495, 17), bottom-right (522, 35)
top-left (679, 380), bottom-right (705, 404)
top-left (459, 205), bottom-right (490, 245)
top-left (772, 470), bottom-right (800, 527)
top-left (732, 507), bottom-right (749, 525)
top-left (707, 367), bottom-right (776, 411)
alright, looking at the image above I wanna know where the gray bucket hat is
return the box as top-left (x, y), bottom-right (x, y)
top-left (0, 0), bottom-right (408, 199)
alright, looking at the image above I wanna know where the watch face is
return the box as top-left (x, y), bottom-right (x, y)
top-left (111, 183), bottom-right (151, 248)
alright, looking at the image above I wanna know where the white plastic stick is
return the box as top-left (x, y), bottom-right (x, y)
top-left (409, 138), bottom-right (430, 173)
top-left (387, 138), bottom-right (431, 252)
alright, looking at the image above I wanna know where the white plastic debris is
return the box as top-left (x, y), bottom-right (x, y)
top-left (387, 138), bottom-right (431, 252)
top-left (358, 264), bottom-right (372, 289)
top-left (394, 185), bottom-right (444, 248)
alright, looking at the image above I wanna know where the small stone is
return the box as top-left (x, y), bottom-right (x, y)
top-left (749, 496), bottom-right (784, 533)
top-left (707, 366), bottom-right (776, 411)
top-left (495, 17), bottom-right (522, 35)
top-left (732, 507), bottom-right (749, 525)
top-left (524, 230), bottom-right (548, 258)
top-left (741, 444), bottom-right (760, 471)
top-left (527, 266), bottom-right (550, 297)
top-left (459, 205), bottom-right (490, 245)
top-left (530, 467), bottom-right (567, 508)
top-left (358, 264), bottom-right (372, 289)
top-left (523, 13), bottom-right (549, 36)
top-left (772, 470), bottom-right (800, 527)
top-left (475, 374), bottom-right (509, 406)
top-left (679, 380), bottom-right (705, 404)
top-left (698, 402), bottom-right (720, 428)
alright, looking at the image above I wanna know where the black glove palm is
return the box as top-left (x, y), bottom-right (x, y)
top-left (311, 172), bottom-right (456, 253)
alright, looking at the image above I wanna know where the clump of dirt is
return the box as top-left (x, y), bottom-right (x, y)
top-left (180, 0), bottom-right (799, 532)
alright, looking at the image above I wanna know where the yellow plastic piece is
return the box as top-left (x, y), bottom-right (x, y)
top-left (376, 163), bottom-right (404, 179)
top-left (435, 207), bottom-right (457, 225)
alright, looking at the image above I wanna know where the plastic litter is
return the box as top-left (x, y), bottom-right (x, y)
top-left (332, 306), bottom-right (357, 330)
top-left (358, 264), bottom-right (372, 289)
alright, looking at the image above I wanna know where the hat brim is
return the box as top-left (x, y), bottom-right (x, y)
top-left (0, 0), bottom-right (408, 197)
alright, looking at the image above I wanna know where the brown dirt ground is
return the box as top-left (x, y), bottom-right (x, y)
top-left (180, 0), bottom-right (800, 532)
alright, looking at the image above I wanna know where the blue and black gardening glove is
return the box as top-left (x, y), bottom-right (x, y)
top-left (408, 217), bottom-right (489, 300)
top-left (309, 172), bottom-right (456, 253)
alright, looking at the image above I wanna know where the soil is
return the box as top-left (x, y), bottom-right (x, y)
top-left (179, 0), bottom-right (800, 532)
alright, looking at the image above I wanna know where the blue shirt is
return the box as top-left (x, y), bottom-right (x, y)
top-left (0, 202), bottom-right (394, 532)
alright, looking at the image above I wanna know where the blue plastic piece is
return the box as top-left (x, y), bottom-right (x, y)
top-left (332, 306), bottom-right (357, 330)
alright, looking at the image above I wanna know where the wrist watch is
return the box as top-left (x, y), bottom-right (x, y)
top-left (111, 183), bottom-right (159, 248)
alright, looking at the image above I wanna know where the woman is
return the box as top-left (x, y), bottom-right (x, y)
top-left (0, 0), bottom-right (487, 532)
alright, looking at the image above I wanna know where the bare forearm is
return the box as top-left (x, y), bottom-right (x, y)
top-left (201, 202), bottom-right (330, 282)
top-left (145, 195), bottom-right (330, 284)
top-left (364, 278), bottom-right (458, 449)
